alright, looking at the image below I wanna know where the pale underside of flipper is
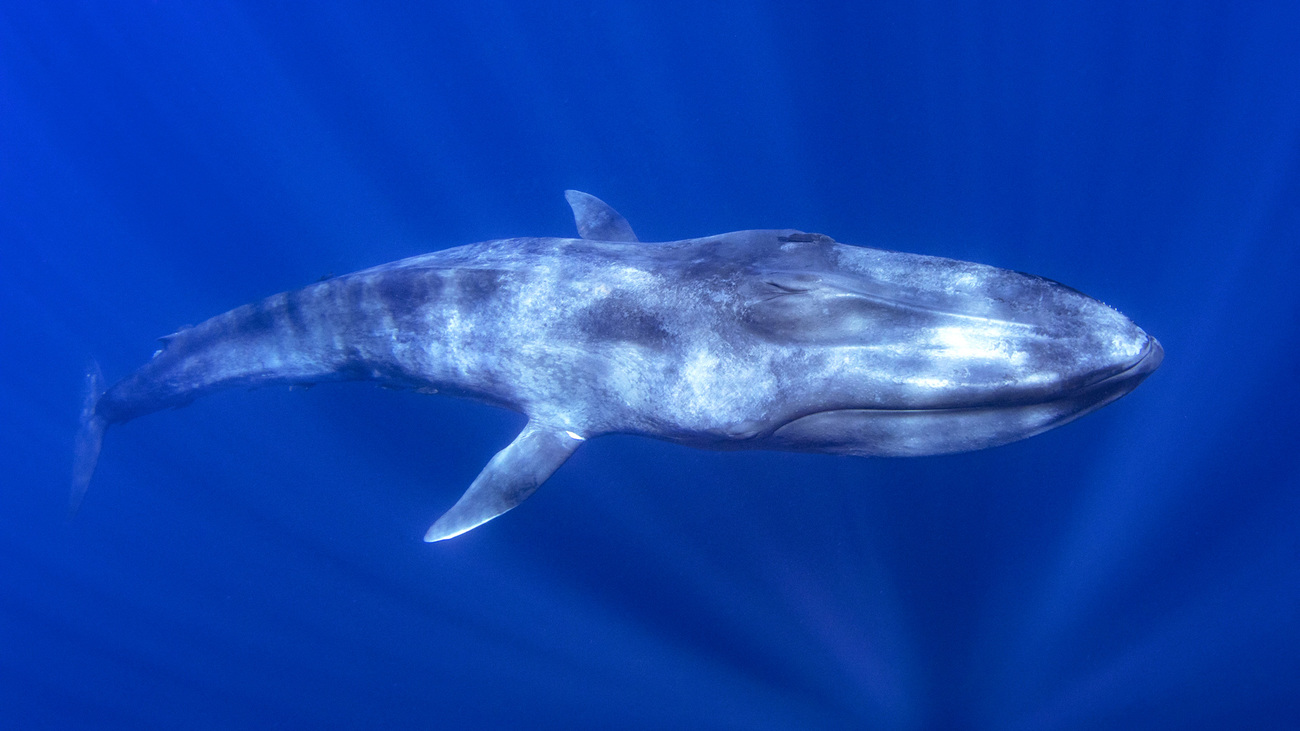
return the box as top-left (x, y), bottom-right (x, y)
top-left (424, 421), bottom-right (586, 541)
top-left (564, 190), bottom-right (639, 242)
top-left (70, 361), bottom-right (107, 515)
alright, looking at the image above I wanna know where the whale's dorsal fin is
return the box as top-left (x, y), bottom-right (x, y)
top-left (424, 421), bottom-right (586, 541)
top-left (564, 190), bottom-right (639, 242)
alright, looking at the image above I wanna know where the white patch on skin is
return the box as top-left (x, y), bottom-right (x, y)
top-left (951, 272), bottom-right (981, 290)
top-left (680, 349), bottom-right (721, 400)
top-left (670, 347), bottom-right (775, 427)
top-left (517, 264), bottom-right (557, 313)
top-left (930, 325), bottom-right (1025, 365)
top-left (909, 376), bottom-right (953, 389)
top-left (1016, 371), bottom-right (1058, 386)
top-left (442, 307), bottom-right (475, 377)
top-left (1110, 334), bottom-right (1142, 361)
top-left (612, 266), bottom-right (656, 289)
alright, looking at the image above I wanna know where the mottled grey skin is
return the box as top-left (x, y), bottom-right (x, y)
top-left (73, 191), bottom-right (1162, 541)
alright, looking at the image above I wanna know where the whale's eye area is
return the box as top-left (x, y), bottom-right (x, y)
top-left (763, 280), bottom-right (809, 296)
top-left (761, 273), bottom-right (820, 295)
top-left (744, 273), bottom-right (942, 344)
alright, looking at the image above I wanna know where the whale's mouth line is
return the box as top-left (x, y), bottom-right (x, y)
top-left (796, 337), bottom-right (1164, 419)
top-left (1014, 335), bottom-right (1162, 408)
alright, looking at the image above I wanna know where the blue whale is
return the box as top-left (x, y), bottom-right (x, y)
top-left (73, 191), bottom-right (1162, 541)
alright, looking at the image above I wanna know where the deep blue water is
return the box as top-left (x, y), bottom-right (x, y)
top-left (3, 2), bottom-right (1299, 728)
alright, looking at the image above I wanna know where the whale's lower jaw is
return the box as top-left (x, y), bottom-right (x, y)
top-left (765, 397), bottom-right (1111, 457)
top-left (767, 338), bottom-right (1163, 458)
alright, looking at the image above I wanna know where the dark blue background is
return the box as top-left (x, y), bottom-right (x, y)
top-left (3, 2), bottom-right (1298, 728)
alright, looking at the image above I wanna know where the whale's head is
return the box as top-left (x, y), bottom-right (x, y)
top-left (747, 235), bottom-right (1162, 456)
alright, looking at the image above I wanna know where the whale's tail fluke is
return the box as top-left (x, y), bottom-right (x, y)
top-left (71, 361), bottom-right (107, 516)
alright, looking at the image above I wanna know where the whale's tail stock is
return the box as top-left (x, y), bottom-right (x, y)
top-left (71, 360), bottom-right (107, 515)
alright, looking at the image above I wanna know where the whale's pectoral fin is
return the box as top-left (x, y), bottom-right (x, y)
top-left (564, 190), bottom-right (639, 242)
top-left (424, 421), bottom-right (586, 542)
top-left (70, 361), bottom-right (107, 516)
